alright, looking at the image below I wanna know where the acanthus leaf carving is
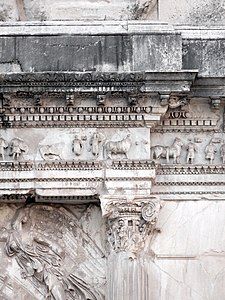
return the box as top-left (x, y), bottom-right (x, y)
top-left (101, 197), bottom-right (161, 255)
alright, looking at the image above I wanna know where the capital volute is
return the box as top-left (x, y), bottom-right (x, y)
top-left (100, 196), bottom-right (161, 256)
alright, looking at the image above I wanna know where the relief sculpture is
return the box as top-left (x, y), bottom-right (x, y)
top-left (151, 137), bottom-right (183, 164)
top-left (220, 143), bottom-right (225, 164)
top-left (0, 204), bottom-right (105, 300)
top-left (90, 132), bottom-right (105, 157)
top-left (39, 143), bottom-right (64, 160)
top-left (186, 141), bottom-right (197, 164)
top-left (72, 133), bottom-right (87, 156)
top-left (9, 138), bottom-right (29, 160)
top-left (0, 137), bottom-right (8, 160)
top-left (205, 140), bottom-right (217, 164)
top-left (104, 134), bottom-right (132, 159)
top-left (103, 199), bottom-right (161, 255)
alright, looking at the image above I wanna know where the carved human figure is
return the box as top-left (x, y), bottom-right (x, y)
top-left (90, 132), bottom-right (105, 156)
top-left (205, 141), bottom-right (217, 164)
top-left (9, 138), bottom-right (28, 160)
top-left (220, 143), bottom-right (225, 164)
top-left (0, 137), bottom-right (8, 160)
top-left (186, 141), bottom-right (198, 164)
top-left (72, 134), bottom-right (86, 156)
top-left (104, 134), bottom-right (132, 159)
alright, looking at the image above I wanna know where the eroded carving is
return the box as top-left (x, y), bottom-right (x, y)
top-left (39, 143), bottom-right (63, 160)
top-left (0, 137), bottom-right (8, 160)
top-left (9, 138), bottom-right (29, 160)
top-left (151, 137), bottom-right (183, 164)
top-left (205, 140), bottom-right (217, 164)
top-left (101, 197), bottom-right (161, 255)
top-left (90, 132), bottom-right (105, 157)
top-left (72, 133), bottom-right (87, 156)
top-left (220, 143), bottom-right (225, 164)
top-left (186, 141), bottom-right (198, 164)
top-left (104, 134), bottom-right (132, 159)
top-left (1, 204), bottom-right (105, 300)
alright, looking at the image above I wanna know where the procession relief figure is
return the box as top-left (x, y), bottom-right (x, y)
top-left (9, 138), bottom-right (29, 160)
top-left (186, 141), bottom-right (197, 164)
top-left (220, 143), bottom-right (225, 164)
top-left (0, 137), bottom-right (8, 160)
top-left (90, 132), bottom-right (105, 157)
top-left (205, 140), bottom-right (217, 164)
top-left (72, 133), bottom-right (87, 156)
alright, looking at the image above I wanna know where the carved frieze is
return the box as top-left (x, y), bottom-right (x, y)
top-left (151, 132), bottom-right (225, 165)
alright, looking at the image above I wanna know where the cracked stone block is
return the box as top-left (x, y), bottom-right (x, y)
top-left (183, 39), bottom-right (225, 76)
top-left (16, 35), bottom-right (132, 72)
top-left (151, 201), bottom-right (225, 255)
top-left (159, 0), bottom-right (225, 25)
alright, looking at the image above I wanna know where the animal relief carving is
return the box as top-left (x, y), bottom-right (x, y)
top-left (104, 134), bottom-right (132, 159)
top-left (39, 143), bottom-right (64, 160)
top-left (152, 138), bottom-right (183, 164)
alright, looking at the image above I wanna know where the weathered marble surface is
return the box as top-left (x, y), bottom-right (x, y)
top-left (1, 0), bottom-right (224, 26)
top-left (1, 21), bottom-right (225, 76)
top-left (0, 203), bottom-right (106, 300)
top-left (1, 201), bottom-right (224, 299)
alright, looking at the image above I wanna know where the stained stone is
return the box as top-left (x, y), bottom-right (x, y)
top-left (0, 4), bottom-right (224, 300)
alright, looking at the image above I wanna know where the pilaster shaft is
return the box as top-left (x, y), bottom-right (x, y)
top-left (101, 196), bottom-right (161, 300)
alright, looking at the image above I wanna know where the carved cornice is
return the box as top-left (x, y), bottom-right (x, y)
top-left (0, 105), bottom-right (153, 128)
top-left (0, 71), bottom-right (197, 94)
top-left (0, 192), bottom-right (99, 203)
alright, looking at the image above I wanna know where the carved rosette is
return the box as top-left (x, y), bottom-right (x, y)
top-left (101, 197), bottom-right (161, 255)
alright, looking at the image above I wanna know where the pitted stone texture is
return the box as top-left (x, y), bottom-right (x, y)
top-left (9, 32), bottom-right (182, 72)
top-left (0, 0), bottom-right (18, 21)
top-left (23, 0), bottom-right (158, 21)
top-left (159, 0), bottom-right (225, 25)
top-left (132, 33), bottom-right (182, 71)
top-left (15, 35), bottom-right (132, 72)
top-left (0, 203), bottom-right (106, 300)
top-left (183, 39), bottom-right (225, 77)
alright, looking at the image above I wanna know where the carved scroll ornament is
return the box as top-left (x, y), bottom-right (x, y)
top-left (101, 197), bottom-right (161, 255)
